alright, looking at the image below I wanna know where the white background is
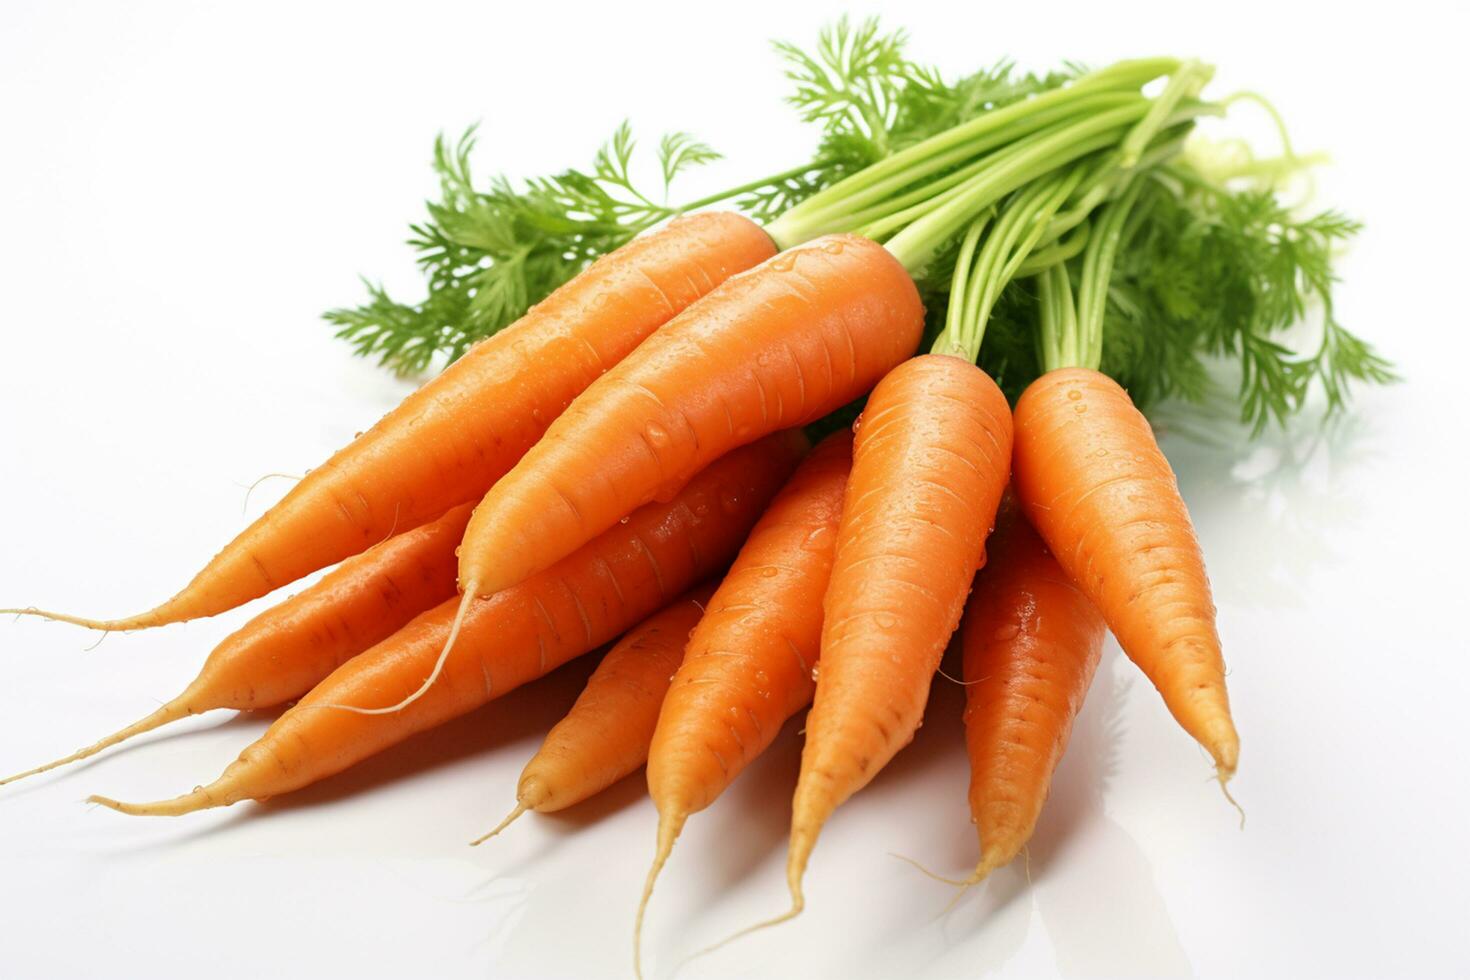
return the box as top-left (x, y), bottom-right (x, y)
top-left (2, 2), bottom-right (1467, 977)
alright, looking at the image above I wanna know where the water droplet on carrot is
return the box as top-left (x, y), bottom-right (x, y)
top-left (821, 239), bottom-right (845, 255)
top-left (760, 566), bottom-right (779, 578)
top-left (770, 255), bottom-right (796, 272)
top-left (619, 515), bottom-right (631, 524)
top-left (851, 412), bottom-right (865, 434)
top-left (645, 422), bottom-right (671, 448)
top-left (720, 488), bottom-right (742, 513)
top-left (875, 612), bottom-right (897, 629)
top-left (810, 665), bottom-right (820, 681)
top-left (1074, 404), bottom-right (1087, 414)
top-left (1067, 389), bottom-right (1082, 401)
top-left (993, 623), bottom-right (1020, 641)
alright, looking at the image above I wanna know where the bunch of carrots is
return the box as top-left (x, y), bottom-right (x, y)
top-left (4, 21), bottom-right (1388, 976)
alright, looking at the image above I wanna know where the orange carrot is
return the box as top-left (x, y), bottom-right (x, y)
top-left (784, 354), bottom-right (1011, 918)
top-left (87, 433), bottom-right (805, 816)
top-left (472, 586), bottom-right (716, 845)
top-left (958, 503), bottom-right (1104, 885)
top-left (636, 430), bottom-right (852, 974)
top-left (1011, 367), bottom-right (1238, 779)
top-left (0, 503), bottom-right (473, 787)
top-left (8, 212), bottom-right (774, 630)
top-left (456, 234), bottom-right (923, 603)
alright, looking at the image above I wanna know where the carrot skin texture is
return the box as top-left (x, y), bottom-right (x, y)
top-left (789, 355), bottom-right (1012, 891)
top-left (634, 432), bottom-right (852, 972)
top-left (0, 504), bottom-right (472, 785)
top-left (92, 433), bottom-right (806, 815)
top-left (93, 212), bottom-right (775, 628)
top-left (961, 507), bottom-right (1104, 879)
top-left (1011, 368), bottom-right (1238, 776)
top-left (649, 430), bottom-right (853, 818)
top-left (517, 585), bottom-right (717, 814)
top-left (198, 503), bottom-right (475, 710)
top-left (459, 234), bottom-right (924, 598)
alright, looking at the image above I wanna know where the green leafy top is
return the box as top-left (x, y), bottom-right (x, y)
top-left (326, 18), bottom-right (1076, 375)
top-left (325, 123), bottom-right (733, 376)
top-left (327, 18), bottom-right (1388, 431)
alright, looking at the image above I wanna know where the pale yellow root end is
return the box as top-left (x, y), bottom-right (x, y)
top-left (634, 810), bottom-right (687, 980)
top-left (87, 783), bottom-right (229, 818)
top-left (683, 826), bottom-right (811, 968)
top-left (469, 802), bottom-right (527, 847)
top-left (0, 606), bottom-right (165, 632)
top-left (891, 850), bottom-right (1004, 913)
top-left (1, 699), bottom-right (197, 787)
top-left (1217, 769), bottom-right (1246, 829)
top-left (310, 585), bottom-right (478, 716)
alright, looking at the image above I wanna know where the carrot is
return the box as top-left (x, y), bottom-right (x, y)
top-left (438, 64), bottom-right (1184, 697)
top-left (957, 502), bottom-right (1104, 885)
top-left (1, 503), bottom-right (474, 787)
top-left (8, 212), bottom-right (774, 630)
top-left (87, 433), bottom-right (805, 816)
top-left (472, 585), bottom-right (716, 845)
top-left (782, 354), bottom-right (1012, 919)
top-left (455, 234), bottom-right (923, 603)
top-left (1011, 367), bottom-right (1238, 779)
top-left (634, 430), bottom-right (852, 972)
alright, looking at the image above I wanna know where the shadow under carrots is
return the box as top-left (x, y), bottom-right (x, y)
top-left (88, 653), bottom-right (606, 857)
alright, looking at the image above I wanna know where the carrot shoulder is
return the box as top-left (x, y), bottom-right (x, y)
top-left (88, 433), bottom-right (806, 816)
top-left (457, 234), bottom-right (923, 600)
top-left (1, 503), bottom-right (473, 786)
top-left (20, 212), bottom-right (773, 630)
top-left (960, 505), bottom-right (1104, 883)
top-left (786, 354), bottom-right (1012, 912)
top-left (1011, 367), bottom-right (1238, 779)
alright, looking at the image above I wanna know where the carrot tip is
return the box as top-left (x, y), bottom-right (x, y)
top-left (86, 786), bottom-right (222, 817)
top-left (681, 896), bottom-right (805, 969)
top-left (0, 606), bottom-right (153, 632)
top-left (469, 801), bottom-right (527, 846)
top-left (634, 811), bottom-right (686, 980)
top-left (0, 700), bottom-right (195, 788)
top-left (888, 851), bottom-right (973, 887)
top-left (890, 850), bottom-right (1003, 914)
top-left (1216, 771), bottom-right (1246, 829)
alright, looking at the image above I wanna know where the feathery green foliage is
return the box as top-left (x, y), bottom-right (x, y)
top-left (326, 18), bottom-right (1073, 375)
top-left (327, 18), bottom-right (1386, 429)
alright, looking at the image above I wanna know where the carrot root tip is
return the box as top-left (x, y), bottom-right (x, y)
top-left (0, 700), bottom-right (196, 788)
top-left (469, 802), bottom-right (527, 847)
top-left (86, 785), bottom-right (222, 817)
top-left (1216, 770), bottom-right (1246, 829)
top-left (634, 811), bottom-right (686, 980)
top-left (681, 895), bottom-right (805, 969)
top-left (0, 607), bottom-right (141, 632)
